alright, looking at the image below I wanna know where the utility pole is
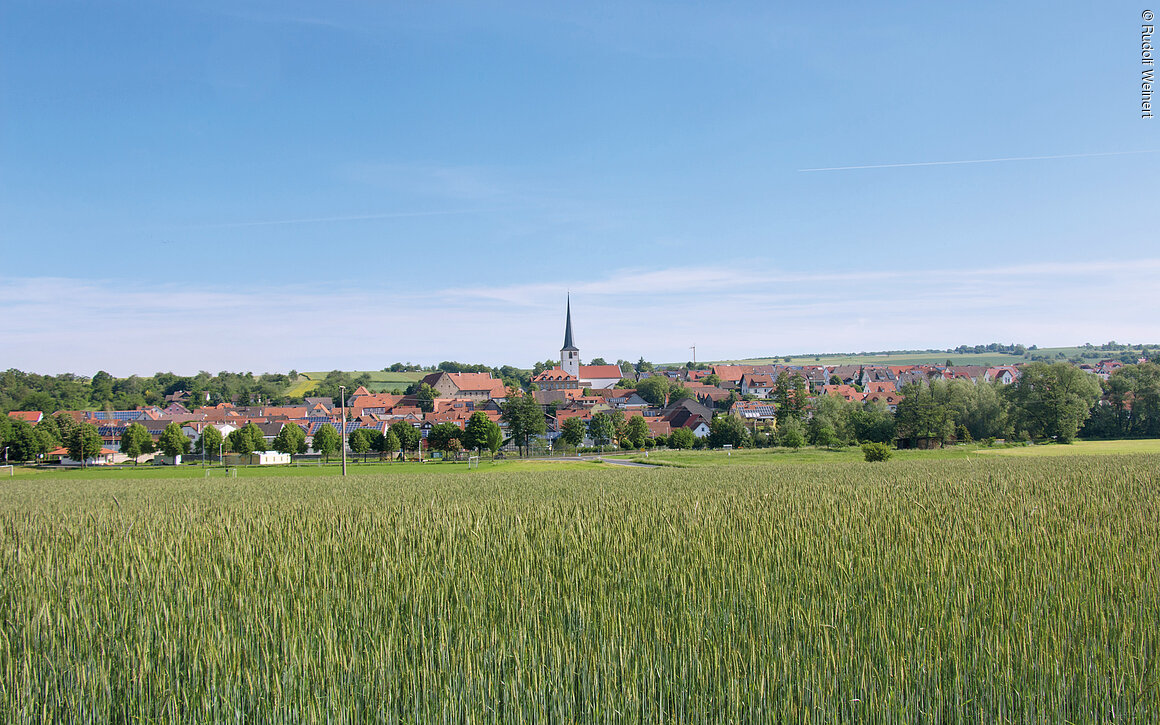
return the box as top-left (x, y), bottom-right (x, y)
top-left (340, 385), bottom-right (348, 477)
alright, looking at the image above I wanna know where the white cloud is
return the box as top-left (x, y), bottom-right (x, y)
top-left (2, 259), bottom-right (1157, 376)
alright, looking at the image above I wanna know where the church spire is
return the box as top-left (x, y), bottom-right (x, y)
top-left (560, 295), bottom-right (580, 378)
top-left (562, 295), bottom-right (578, 351)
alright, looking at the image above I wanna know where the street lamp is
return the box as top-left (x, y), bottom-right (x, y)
top-left (339, 385), bottom-right (348, 477)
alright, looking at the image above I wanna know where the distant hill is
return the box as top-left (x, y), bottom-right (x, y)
top-left (701, 344), bottom-right (1152, 368)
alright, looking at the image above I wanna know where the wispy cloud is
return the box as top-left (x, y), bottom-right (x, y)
top-left (799, 150), bottom-right (1159, 172)
top-left (187, 208), bottom-right (506, 229)
top-left (3, 259), bottom-right (1157, 375)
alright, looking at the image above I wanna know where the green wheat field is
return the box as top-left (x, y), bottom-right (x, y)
top-left (1, 455), bottom-right (1157, 722)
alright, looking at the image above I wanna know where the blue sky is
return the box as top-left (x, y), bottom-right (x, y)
top-left (2, 1), bottom-right (1157, 375)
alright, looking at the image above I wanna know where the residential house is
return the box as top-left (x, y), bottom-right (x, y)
top-left (740, 374), bottom-right (775, 399)
top-left (730, 400), bottom-right (777, 422)
top-left (864, 391), bottom-right (902, 412)
top-left (421, 371), bottom-right (508, 400)
top-left (829, 365), bottom-right (862, 386)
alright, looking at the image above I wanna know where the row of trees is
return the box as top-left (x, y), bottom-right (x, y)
top-left (0, 415), bottom-right (194, 465)
top-left (0, 368), bottom-right (297, 415)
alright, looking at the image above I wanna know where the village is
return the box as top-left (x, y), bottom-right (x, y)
top-left (3, 301), bottom-right (1143, 467)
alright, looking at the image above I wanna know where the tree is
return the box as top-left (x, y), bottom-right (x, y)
top-left (273, 423), bottom-right (307, 455)
top-left (4, 418), bottom-right (41, 462)
top-left (589, 357), bottom-right (608, 366)
top-left (708, 414), bottom-right (748, 448)
top-left (120, 422), bottom-right (153, 465)
top-left (485, 422), bottom-right (503, 456)
top-left (416, 383), bottom-right (439, 413)
top-left (501, 393), bottom-right (546, 456)
top-left (668, 427), bottom-right (695, 449)
top-left (389, 422), bottom-right (420, 457)
top-left (625, 415), bottom-right (649, 449)
top-left (1084, 362), bottom-right (1160, 438)
top-left (462, 411), bottom-right (494, 455)
top-left (849, 400), bottom-right (896, 444)
top-left (775, 418), bottom-right (805, 448)
top-left (312, 423), bottom-right (340, 461)
top-left (379, 430), bottom-right (400, 460)
top-left (197, 425), bottom-right (224, 458)
top-left (774, 372), bottom-right (806, 424)
top-left (958, 380), bottom-right (1008, 441)
top-left (427, 422), bottom-right (463, 456)
top-left (1004, 362), bottom-right (1102, 442)
top-left (895, 381), bottom-right (955, 448)
top-left (560, 416), bottom-right (586, 449)
top-left (703, 374), bottom-right (721, 386)
top-left (158, 422), bottom-right (190, 457)
top-left (608, 410), bottom-right (626, 445)
top-left (33, 416), bottom-right (63, 449)
top-left (636, 376), bottom-right (671, 406)
top-left (68, 423), bottom-right (103, 463)
top-left (33, 424), bottom-right (58, 459)
top-left (54, 413), bottom-right (79, 446)
top-left (349, 428), bottom-right (371, 457)
top-left (242, 422), bottom-right (265, 453)
top-left (669, 386), bottom-right (695, 404)
top-left (587, 412), bottom-right (615, 447)
top-left (807, 394), bottom-right (853, 448)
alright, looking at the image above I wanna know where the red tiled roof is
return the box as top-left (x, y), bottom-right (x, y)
top-left (579, 365), bottom-right (624, 380)
top-left (822, 384), bottom-right (863, 401)
top-left (532, 368), bottom-right (577, 382)
top-left (646, 420), bottom-right (671, 437)
top-left (712, 365), bottom-right (754, 382)
top-left (7, 411), bottom-right (43, 423)
top-left (446, 373), bottom-right (506, 394)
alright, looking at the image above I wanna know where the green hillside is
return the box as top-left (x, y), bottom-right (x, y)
top-left (287, 371), bottom-right (426, 397)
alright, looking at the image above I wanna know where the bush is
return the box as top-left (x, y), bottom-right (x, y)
top-left (667, 428), bottom-right (695, 450)
top-left (619, 439), bottom-right (633, 450)
top-left (862, 442), bottom-right (892, 462)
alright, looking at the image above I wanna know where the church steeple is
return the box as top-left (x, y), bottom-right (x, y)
top-left (562, 295), bottom-right (578, 351)
top-left (560, 295), bottom-right (580, 378)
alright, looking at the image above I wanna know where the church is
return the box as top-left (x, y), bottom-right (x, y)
top-left (531, 298), bottom-right (623, 391)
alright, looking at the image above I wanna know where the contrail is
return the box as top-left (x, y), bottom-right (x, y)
top-left (189, 208), bottom-right (498, 229)
top-left (798, 149), bottom-right (1158, 172)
